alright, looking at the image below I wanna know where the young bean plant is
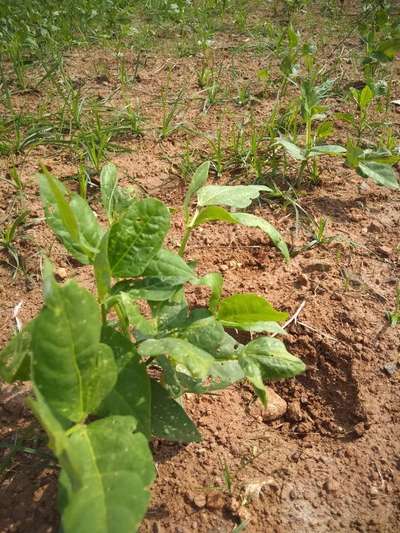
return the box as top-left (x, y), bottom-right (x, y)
top-left (0, 162), bottom-right (305, 532)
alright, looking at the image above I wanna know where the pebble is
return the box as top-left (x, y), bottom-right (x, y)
top-left (55, 267), bottom-right (68, 280)
top-left (370, 486), bottom-right (379, 497)
top-left (383, 362), bottom-right (398, 376)
top-left (206, 491), bottom-right (225, 510)
top-left (368, 221), bottom-right (381, 232)
top-left (287, 400), bottom-right (303, 422)
top-left (354, 422), bottom-right (366, 437)
top-left (323, 479), bottom-right (340, 494)
top-left (302, 261), bottom-right (332, 273)
top-left (192, 493), bottom-right (206, 508)
top-left (377, 245), bottom-right (392, 258)
top-left (263, 387), bottom-right (287, 421)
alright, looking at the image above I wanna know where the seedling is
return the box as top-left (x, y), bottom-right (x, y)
top-left (386, 284), bottom-right (400, 327)
top-left (159, 88), bottom-right (184, 140)
top-left (0, 162), bottom-right (305, 532)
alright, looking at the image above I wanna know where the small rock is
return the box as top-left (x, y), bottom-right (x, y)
top-left (192, 493), bottom-right (206, 509)
top-left (354, 422), bottom-right (366, 437)
top-left (359, 181), bottom-right (369, 193)
top-left (323, 479), bottom-right (340, 494)
top-left (370, 486), bottom-right (379, 497)
top-left (289, 489), bottom-right (297, 500)
top-left (303, 261), bottom-right (332, 273)
top-left (383, 362), bottom-right (398, 376)
top-left (368, 221), bottom-right (381, 232)
top-left (206, 491), bottom-right (225, 510)
top-left (294, 273), bottom-right (309, 288)
top-left (287, 400), bottom-right (303, 422)
top-left (263, 387), bottom-right (287, 421)
top-left (377, 245), bottom-right (392, 258)
top-left (55, 267), bottom-right (68, 280)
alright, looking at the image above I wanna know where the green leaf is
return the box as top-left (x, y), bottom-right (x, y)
top-left (316, 120), bottom-right (334, 139)
top-left (94, 233), bottom-right (111, 303)
top-left (144, 248), bottom-right (196, 284)
top-left (32, 277), bottom-right (117, 422)
top-left (101, 326), bottom-right (138, 370)
top-left (97, 357), bottom-right (151, 439)
top-left (150, 380), bottom-right (201, 442)
top-left (360, 84), bottom-right (374, 109)
top-left (183, 161), bottom-right (210, 214)
top-left (138, 338), bottom-right (214, 380)
top-left (277, 137), bottom-right (306, 161)
top-left (40, 169), bottom-right (79, 242)
top-left (194, 205), bottom-right (238, 227)
top-left (108, 198), bottom-right (170, 278)
top-left (117, 293), bottom-right (157, 336)
top-left (111, 278), bottom-right (181, 302)
top-left (0, 322), bottom-right (33, 383)
top-left (61, 416), bottom-right (155, 533)
top-left (309, 145), bottom-right (347, 156)
top-left (69, 194), bottom-right (104, 257)
top-left (231, 212), bottom-right (290, 261)
top-left (180, 316), bottom-right (225, 354)
top-left (240, 337), bottom-right (305, 380)
top-left (192, 272), bottom-right (223, 313)
top-left (216, 293), bottom-right (288, 329)
top-left (100, 163), bottom-right (118, 222)
top-left (40, 171), bottom-right (103, 264)
top-left (180, 358), bottom-right (245, 393)
top-left (197, 185), bottom-right (271, 208)
top-left (377, 38), bottom-right (400, 60)
top-left (358, 161), bottom-right (400, 189)
top-left (238, 355), bottom-right (266, 405)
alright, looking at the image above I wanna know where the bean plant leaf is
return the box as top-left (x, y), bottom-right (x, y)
top-left (61, 416), bottom-right (155, 533)
top-left (276, 138), bottom-right (306, 161)
top-left (194, 205), bottom-right (237, 226)
top-left (138, 338), bottom-right (214, 380)
top-left (216, 294), bottom-right (288, 329)
top-left (40, 171), bottom-right (103, 264)
top-left (358, 161), bottom-right (400, 189)
top-left (183, 161), bottom-right (210, 213)
top-left (100, 163), bottom-right (118, 222)
top-left (108, 198), bottom-right (170, 277)
top-left (0, 322), bottom-right (34, 383)
top-left (150, 380), bottom-right (201, 442)
top-left (94, 233), bottom-right (111, 303)
top-left (196, 185), bottom-right (271, 208)
top-left (144, 248), bottom-right (196, 284)
top-left (240, 337), bottom-right (305, 380)
top-left (231, 212), bottom-right (290, 261)
top-left (180, 316), bottom-right (225, 354)
top-left (192, 272), bottom-right (223, 312)
top-left (32, 275), bottom-right (117, 422)
top-left (97, 357), bottom-right (151, 439)
top-left (309, 145), bottom-right (347, 156)
top-left (111, 278), bottom-right (181, 302)
top-left (238, 354), bottom-right (267, 405)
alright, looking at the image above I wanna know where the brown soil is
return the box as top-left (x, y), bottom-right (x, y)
top-left (1, 3), bottom-right (400, 533)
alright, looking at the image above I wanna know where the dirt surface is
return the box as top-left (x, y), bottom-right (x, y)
top-left (1, 2), bottom-right (400, 532)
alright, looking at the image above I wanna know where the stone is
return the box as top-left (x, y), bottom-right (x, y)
top-left (55, 267), bottom-right (68, 280)
top-left (323, 479), bottom-right (340, 494)
top-left (287, 400), bottom-right (303, 422)
top-left (383, 362), bottom-right (398, 376)
top-left (377, 245), bottom-right (392, 258)
top-left (368, 221), bottom-right (381, 232)
top-left (263, 387), bottom-right (287, 421)
top-left (206, 491), bottom-right (225, 510)
top-left (302, 261), bottom-right (332, 273)
top-left (192, 493), bottom-right (206, 509)
top-left (354, 422), bottom-right (366, 437)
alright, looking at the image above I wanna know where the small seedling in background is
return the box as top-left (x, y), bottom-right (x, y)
top-left (386, 284), bottom-right (400, 327)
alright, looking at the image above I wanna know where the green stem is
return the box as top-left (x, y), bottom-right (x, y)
top-left (179, 209), bottom-right (199, 257)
